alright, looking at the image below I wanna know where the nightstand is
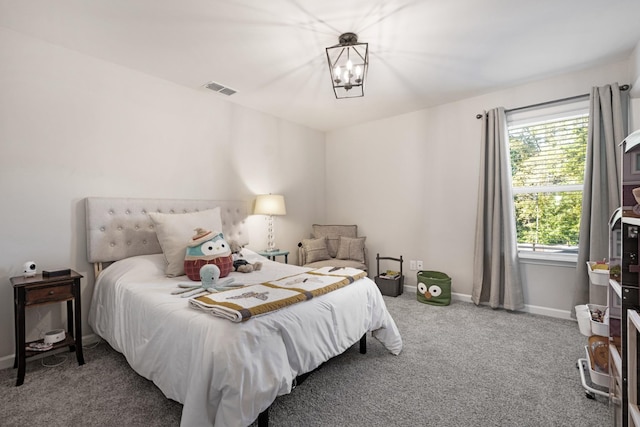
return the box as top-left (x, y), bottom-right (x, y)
top-left (11, 270), bottom-right (85, 386)
top-left (258, 250), bottom-right (289, 264)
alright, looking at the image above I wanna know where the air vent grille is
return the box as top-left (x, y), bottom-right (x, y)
top-left (219, 87), bottom-right (237, 96)
top-left (204, 81), bottom-right (237, 96)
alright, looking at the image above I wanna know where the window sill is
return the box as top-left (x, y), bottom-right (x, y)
top-left (517, 251), bottom-right (578, 267)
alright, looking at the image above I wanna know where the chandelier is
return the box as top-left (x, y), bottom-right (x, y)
top-left (326, 32), bottom-right (369, 99)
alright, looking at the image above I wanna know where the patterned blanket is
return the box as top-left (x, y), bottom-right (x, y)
top-left (188, 267), bottom-right (367, 322)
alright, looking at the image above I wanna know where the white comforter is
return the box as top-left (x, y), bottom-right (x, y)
top-left (88, 251), bottom-right (403, 427)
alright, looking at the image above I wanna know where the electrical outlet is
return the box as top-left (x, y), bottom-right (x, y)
top-left (416, 260), bottom-right (423, 270)
top-left (409, 260), bottom-right (417, 270)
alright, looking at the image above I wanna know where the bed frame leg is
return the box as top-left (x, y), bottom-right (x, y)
top-left (258, 337), bottom-right (366, 426)
top-left (258, 407), bottom-right (269, 427)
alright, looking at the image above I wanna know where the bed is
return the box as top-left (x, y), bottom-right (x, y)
top-left (85, 197), bottom-right (403, 427)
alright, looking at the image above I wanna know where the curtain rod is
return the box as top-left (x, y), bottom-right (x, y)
top-left (475, 84), bottom-right (630, 119)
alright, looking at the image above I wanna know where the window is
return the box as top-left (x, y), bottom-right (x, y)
top-left (507, 99), bottom-right (589, 254)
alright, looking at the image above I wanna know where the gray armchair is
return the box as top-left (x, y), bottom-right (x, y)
top-left (297, 224), bottom-right (368, 272)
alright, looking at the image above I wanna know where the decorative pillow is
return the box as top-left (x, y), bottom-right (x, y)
top-left (301, 237), bottom-right (331, 264)
top-left (148, 207), bottom-right (222, 277)
top-left (336, 236), bottom-right (366, 263)
top-left (312, 224), bottom-right (357, 258)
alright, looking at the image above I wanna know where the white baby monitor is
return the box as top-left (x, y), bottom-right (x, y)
top-left (23, 261), bottom-right (37, 278)
top-left (44, 329), bottom-right (66, 344)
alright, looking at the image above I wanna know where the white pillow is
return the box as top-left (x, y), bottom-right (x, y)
top-left (148, 207), bottom-right (222, 277)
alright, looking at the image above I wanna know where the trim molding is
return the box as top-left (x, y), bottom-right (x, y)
top-left (404, 285), bottom-right (574, 320)
top-left (1, 289), bottom-right (576, 371)
top-left (0, 333), bottom-right (101, 371)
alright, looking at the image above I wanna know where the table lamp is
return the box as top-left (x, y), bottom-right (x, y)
top-left (254, 194), bottom-right (286, 252)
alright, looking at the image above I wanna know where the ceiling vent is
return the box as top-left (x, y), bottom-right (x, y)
top-left (204, 81), bottom-right (237, 96)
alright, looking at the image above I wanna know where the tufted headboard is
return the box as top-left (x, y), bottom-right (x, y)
top-left (85, 197), bottom-right (250, 276)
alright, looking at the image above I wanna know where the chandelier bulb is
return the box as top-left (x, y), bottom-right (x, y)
top-left (334, 65), bottom-right (341, 77)
top-left (346, 59), bottom-right (353, 70)
top-left (355, 66), bottom-right (362, 77)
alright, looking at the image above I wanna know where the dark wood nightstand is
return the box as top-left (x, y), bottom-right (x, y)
top-left (11, 270), bottom-right (85, 386)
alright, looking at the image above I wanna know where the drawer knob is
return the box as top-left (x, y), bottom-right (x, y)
top-left (48, 290), bottom-right (54, 295)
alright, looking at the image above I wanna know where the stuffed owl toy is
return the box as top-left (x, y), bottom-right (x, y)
top-left (184, 228), bottom-right (233, 281)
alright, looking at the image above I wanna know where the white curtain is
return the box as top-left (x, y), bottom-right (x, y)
top-left (472, 107), bottom-right (524, 310)
top-left (573, 84), bottom-right (627, 308)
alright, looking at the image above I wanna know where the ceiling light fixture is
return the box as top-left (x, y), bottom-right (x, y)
top-left (326, 32), bottom-right (368, 99)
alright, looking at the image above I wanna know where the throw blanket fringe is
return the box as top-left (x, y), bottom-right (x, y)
top-left (189, 268), bottom-right (367, 322)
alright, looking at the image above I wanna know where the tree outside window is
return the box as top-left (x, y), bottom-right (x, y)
top-left (508, 110), bottom-right (588, 253)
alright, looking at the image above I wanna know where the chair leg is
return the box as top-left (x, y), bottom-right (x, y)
top-left (360, 333), bottom-right (367, 354)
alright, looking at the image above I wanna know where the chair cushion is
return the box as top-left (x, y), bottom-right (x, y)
top-left (301, 237), bottom-right (331, 263)
top-left (336, 236), bottom-right (366, 263)
top-left (312, 224), bottom-right (357, 258)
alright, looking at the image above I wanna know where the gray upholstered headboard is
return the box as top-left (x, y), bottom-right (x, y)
top-left (85, 197), bottom-right (250, 271)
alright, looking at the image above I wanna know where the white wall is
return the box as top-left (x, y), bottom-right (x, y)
top-left (326, 59), bottom-right (637, 317)
top-left (0, 28), bottom-right (326, 365)
top-left (2, 25), bottom-right (639, 368)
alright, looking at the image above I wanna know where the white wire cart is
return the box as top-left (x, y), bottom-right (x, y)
top-left (577, 345), bottom-right (609, 399)
top-left (576, 297), bottom-right (610, 400)
top-left (575, 263), bottom-right (613, 400)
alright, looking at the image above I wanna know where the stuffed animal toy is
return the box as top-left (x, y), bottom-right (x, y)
top-left (229, 239), bottom-right (263, 273)
top-left (184, 228), bottom-right (233, 281)
top-left (171, 264), bottom-right (239, 298)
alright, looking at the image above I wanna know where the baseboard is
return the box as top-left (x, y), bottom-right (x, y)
top-left (0, 333), bottom-right (101, 371)
top-left (403, 285), bottom-right (575, 321)
top-left (519, 303), bottom-right (574, 320)
top-left (3, 290), bottom-right (575, 371)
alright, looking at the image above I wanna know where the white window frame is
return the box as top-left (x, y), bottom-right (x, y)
top-left (507, 97), bottom-right (590, 263)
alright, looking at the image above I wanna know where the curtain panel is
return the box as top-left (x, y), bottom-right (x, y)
top-left (472, 107), bottom-right (524, 311)
top-left (573, 84), bottom-right (627, 309)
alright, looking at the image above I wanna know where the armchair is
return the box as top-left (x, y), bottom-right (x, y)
top-left (297, 224), bottom-right (368, 272)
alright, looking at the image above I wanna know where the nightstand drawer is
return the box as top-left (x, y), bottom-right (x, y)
top-left (25, 284), bottom-right (73, 305)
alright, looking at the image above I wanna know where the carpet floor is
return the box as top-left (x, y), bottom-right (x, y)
top-left (0, 291), bottom-right (611, 426)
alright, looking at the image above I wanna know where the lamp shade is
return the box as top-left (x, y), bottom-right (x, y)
top-left (254, 194), bottom-right (287, 216)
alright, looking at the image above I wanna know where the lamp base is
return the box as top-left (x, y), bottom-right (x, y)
top-left (262, 248), bottom-right (280, 253)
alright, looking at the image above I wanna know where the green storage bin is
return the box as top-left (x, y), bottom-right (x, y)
top-left (416, 270), bottom-right (451, 306)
